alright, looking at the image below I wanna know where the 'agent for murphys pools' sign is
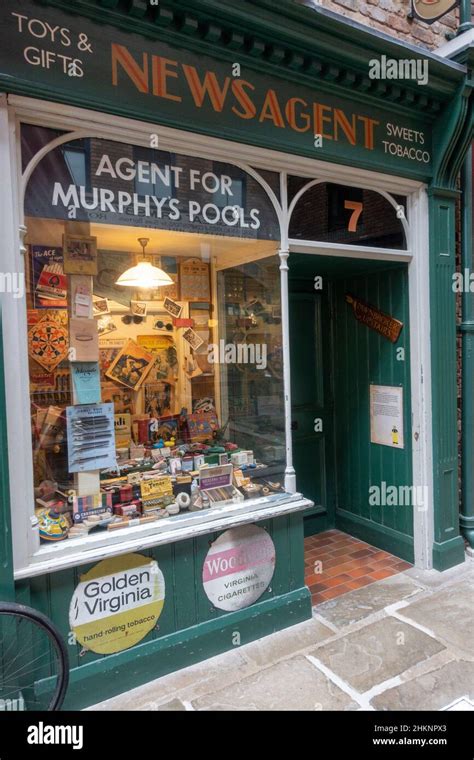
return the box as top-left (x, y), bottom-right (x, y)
top-left (203, 525), bottom-right (275, 611)
top-left (69, 553), bottom-right (165, 654)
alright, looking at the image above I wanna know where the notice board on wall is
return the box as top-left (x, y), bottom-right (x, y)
top-left (370, 384), bottom-right (404, 449)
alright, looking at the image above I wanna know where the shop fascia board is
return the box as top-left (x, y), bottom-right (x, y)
top-left (14, 494), bottom-right (312, 580)
top-left (39, 0), bottom-right (464, 112)
top-left (4, 83), bottom-right (433, 184)
top-left (8, 94), bottom-right (426, 198)
top-left (179, 0), bottom-right (464, 102)
top-left (0, 41), bottom-right (441, 131)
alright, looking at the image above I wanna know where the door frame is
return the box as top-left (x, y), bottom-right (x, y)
top-left (287, 185), bottom-right (433, 569)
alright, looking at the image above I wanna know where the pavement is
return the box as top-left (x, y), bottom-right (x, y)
top-left (89, 557), bottom-right (474, 711)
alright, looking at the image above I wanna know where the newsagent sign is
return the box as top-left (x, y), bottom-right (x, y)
top-left (1, 0), bottom-right (433, 177)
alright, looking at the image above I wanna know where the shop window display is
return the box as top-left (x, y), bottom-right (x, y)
top-left (22, 126), bottom-right (288, 545)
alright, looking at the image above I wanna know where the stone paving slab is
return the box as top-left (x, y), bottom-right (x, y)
top-left (405, 561), bottom-right (474, 590)
top-left (400, 580), bottom-right (474, 657)
top-left (90, 648), bottom-right (254, 710)
top-left (371, 660), bottom-right (474, 711)
top-left (311, 617), bottom-right (444, 692)
top-left (315, 575), bottom-right (421, 628)
top-left (89, 564), bottom-right (472, 712)
top-left (241, 618), bottom-right (333, 667)
top-left (192, 656), bottom-right (359, 711)
top-left (155, 698), bottom-right (187, 711)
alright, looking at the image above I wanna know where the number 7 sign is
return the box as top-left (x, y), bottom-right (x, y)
top-left (344, 200), bottom-right (363, 232)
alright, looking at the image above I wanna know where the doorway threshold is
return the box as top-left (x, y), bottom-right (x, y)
top-left (304, 529), bottom-right (412, 607)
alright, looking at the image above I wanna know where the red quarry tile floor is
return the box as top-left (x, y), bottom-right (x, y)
top-left (304, 530), bottom-right (412, 606)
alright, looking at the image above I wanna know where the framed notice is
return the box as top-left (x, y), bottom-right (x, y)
top-left (179, 258), bottom-right (210, 301)
top-left (370, 384), bottom-right (404, 449)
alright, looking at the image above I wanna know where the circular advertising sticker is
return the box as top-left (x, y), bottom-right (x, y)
top-left (69, 553), bottom-right (165, 654)
top-left (203, 525), bottom-right (276, 611)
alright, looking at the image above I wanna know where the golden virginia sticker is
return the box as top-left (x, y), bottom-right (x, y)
top-left (69, 553), bottom-right (165, 654)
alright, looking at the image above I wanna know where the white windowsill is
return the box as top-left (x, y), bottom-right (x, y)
top-left (14, 493), bottom-right (313, 580)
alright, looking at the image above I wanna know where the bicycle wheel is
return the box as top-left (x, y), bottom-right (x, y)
top-left (0, 602), bottom-right (69, 711)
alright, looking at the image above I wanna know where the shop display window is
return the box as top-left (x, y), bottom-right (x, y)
top-left (21, 125), bottom-right (290, 547)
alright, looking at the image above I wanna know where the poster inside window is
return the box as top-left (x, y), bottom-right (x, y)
top-left (22, 125), bottom-right (288, 544)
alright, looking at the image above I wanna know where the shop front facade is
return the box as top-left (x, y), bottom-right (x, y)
top-left (0, 0), bottom-right (472, 709)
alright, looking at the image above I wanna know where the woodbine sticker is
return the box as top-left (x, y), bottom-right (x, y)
top-left (69, 553), bottom-right (165, 654)
top-left (203, 525), bottom-right (276, 611)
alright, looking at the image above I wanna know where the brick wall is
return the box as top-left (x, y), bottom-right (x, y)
top-left (318, 0), bottom-right (473, 50)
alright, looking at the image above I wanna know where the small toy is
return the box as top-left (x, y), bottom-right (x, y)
top-left (38, 509), bottom-right (70, 542)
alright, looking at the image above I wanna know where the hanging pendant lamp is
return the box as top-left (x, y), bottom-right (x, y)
top-left (115, 238), bottom-right (173, 288)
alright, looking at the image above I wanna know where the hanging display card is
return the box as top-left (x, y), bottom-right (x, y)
top-left (63, 234), bottom-right (98, 275)
top-left (163, 297), bottom-right (182, 318)
top-left (72, 276), bottom-right (93, 318)
top-left (71, 362), bottom-right (101, 404)
top-left (66, 402), bottom-right (116, 472)
top-left (370, 385), bottom-right (404, 449)
top-left (179, 258), bottom-right (210, 301)
top-left (69, 318), bottom-right (99, 362)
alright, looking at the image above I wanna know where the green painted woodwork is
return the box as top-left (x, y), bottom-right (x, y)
top-left (332, 266), bottom-right (413, 560)
top-left (0, 1), bottom-right (468, 182)
top-left (61, 587), bottom-right (310, 710)
top-left (460, 146), bottom-right (474, 550)
top-left (289, 292), bottom-right (334, 524)
top-left (14, 513), bottom-right (311, 709)
top-left (0, 310), bottom-right (14, 602)
top-left (290, 255), bottom-right (414, 561)
top-left (429, 189), bottom-right (466, 570)
top-left (426, 40), bottom-right (472, 568)
top-left (37, 0), bottom-right (467, 103)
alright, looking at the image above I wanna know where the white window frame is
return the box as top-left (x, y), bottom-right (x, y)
top-left (0, 93), bottom-right (433, 577)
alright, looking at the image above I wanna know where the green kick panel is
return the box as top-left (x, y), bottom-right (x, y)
top-left (14, 513), bottom-right (311, 709)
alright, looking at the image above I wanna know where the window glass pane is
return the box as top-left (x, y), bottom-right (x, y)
top-left (63, 148), bottom-right (88, 188)
top-left (22, 125), bottom-right (289, 548)
top-left (288, 178), bottom-right (407, 249)
top-left (217, 257), bottom-right (285, 483)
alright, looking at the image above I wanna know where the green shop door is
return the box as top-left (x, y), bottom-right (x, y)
top-left (289, 291), bottom-right (334, 536)
top-left (289, 255), bottom-right (414, 562)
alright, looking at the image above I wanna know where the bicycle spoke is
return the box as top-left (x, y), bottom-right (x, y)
top-left (0, 606), bottom-right (69, 711)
